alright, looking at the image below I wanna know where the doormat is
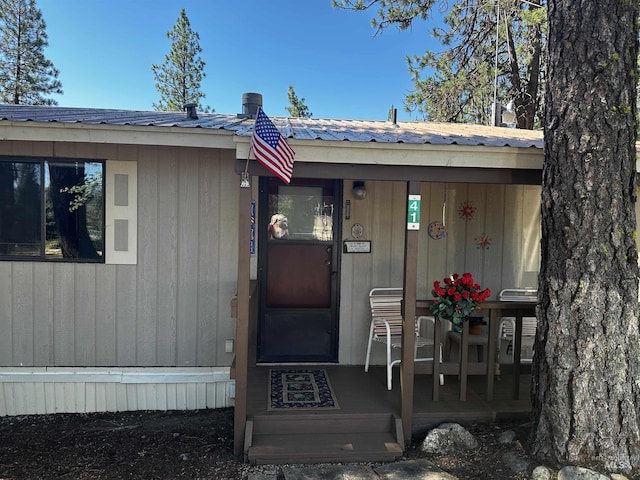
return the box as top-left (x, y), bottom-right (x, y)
top-left (268, 369), bottom-right (340, 411)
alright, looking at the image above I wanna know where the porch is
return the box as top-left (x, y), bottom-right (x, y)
top-left (244, 364), bottom-right (532, 464)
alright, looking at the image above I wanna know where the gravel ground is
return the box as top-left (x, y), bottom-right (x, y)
top-left (0, 408), bottom-right (543, 479)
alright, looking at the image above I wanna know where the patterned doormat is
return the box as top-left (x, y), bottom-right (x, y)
top-left (268, 369), bottom-right (340, 411)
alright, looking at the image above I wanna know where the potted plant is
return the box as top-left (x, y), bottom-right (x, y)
top-left (468, 316), bottom-right (486, 335)
top-left (430, 272), bottom-right (491, 334)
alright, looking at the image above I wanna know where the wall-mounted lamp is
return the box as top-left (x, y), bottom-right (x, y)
top-left (492, 101), bottom-right (516, 128)
top-left (352, 181), bottom-right (367, 200)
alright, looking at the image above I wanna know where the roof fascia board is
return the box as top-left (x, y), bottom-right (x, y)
top-left (0, 121), bottom-right (236, 149)
top-left (235, 136), bottom-right (543, 170)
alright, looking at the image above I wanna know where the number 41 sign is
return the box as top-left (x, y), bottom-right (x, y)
top-left (407, 194), bottom-right (421, 230)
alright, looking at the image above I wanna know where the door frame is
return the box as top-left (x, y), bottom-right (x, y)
top-left (256, 177), bottom-right (343, 363)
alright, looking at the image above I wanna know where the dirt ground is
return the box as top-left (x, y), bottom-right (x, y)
top-left (0, 408), bottom-right (543, 480)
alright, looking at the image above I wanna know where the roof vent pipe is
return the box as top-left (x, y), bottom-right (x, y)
top-left (184, 103), bottom-right (198, 120)
top-left (242, 92), bottom-right (262, 118)
top-left (387, 105), bottom-right (398, 125)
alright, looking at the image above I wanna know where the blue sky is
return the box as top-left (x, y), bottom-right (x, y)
top-left (37, 0), bottom-right (441, 121)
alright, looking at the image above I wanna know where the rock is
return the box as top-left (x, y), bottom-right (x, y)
top-left (532, 465), bottom-right (553, 480)
top-left (557, 465), bottom-right (610, 480)
top-left (375, 459), bottom-right (458, 480)
top-left (610, 474), bottom-right (630, 480)
top-left (502, 451), bottom-right (529, 474)
top-left (281, 464), bottom-right (378, 480)
top-left (498, 430), bottom-right (517, 444)
top-left (420, 423), bottom-right (479, 454)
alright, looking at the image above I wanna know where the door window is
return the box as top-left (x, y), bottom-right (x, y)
top-left (267, 184), bottom-right (334, 242)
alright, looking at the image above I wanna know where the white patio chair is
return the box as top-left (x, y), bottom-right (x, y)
top-left (498, 316), bottom-right (537, 364)
top-left (364, 287), bottom-right (444, 390)
top-left (497, 288), bottom-right (537, 364)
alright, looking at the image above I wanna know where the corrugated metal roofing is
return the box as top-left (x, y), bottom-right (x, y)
top-left (0, 104), bottom-right (544, 149)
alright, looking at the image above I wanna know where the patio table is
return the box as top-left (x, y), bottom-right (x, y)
top-left (415, 300), bottom-right (536, 401)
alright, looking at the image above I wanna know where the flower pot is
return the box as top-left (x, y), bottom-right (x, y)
top-left (469, 324), bottom-right (483, 335)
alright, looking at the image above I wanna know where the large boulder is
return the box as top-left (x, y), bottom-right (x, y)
top-left (420, 423), bottom-right (479, 454)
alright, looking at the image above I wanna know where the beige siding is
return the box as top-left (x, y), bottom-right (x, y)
top-left (0, 141), bottom-right (562, 370)
top-left (0, 141), bottom-right (238, 368)
top-left (340, 180), bottom-right (541, 366)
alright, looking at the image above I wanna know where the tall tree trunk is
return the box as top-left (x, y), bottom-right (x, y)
top-left (533, 0), bottom-right (640, 475)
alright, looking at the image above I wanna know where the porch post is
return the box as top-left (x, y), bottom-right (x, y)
top-left (401, 180), bottom-right (420, 446)
top-left (233, 173), bottom-right (252, 457)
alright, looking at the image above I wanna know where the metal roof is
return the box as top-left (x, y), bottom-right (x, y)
top-left (0, 104), bottom-right (544, 150)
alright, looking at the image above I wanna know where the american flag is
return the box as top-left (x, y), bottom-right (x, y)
top-left (251, 107), bottom-right (295, 184)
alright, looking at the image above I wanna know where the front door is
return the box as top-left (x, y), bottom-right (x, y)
top-left (257, 177), bottom-right (341, 363)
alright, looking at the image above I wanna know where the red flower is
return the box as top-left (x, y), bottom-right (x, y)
top-left (430, 272), bottom-right (491, 326)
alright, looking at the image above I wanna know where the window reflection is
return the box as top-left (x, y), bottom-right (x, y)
top-left (0, 157), bottom-right (104, 261)
top-left (268, 184), bottom-right (333, 241)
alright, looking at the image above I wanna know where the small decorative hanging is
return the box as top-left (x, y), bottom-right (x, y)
top-left (475, 232), bottom-right (492, 250)
top-left (458, 200), bottom-right (476, 221)
top-left (428, 221), bottom-right (447, 240)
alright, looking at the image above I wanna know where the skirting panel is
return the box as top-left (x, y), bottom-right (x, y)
top-left (0, 367), bottom-right (234, 416)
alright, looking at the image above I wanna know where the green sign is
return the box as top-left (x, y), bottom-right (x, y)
top-left (407, 194), bottom-right (421, 230)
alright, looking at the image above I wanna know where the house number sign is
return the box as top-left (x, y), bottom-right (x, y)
top-left (407, 195), bottom-right (421, 230)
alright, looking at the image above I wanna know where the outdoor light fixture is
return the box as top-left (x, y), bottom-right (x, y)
top-left (501, 101), bottom-right (516, 126)
top-left (352, 181), bottom-right (367, 200)
top-left (492, 101), bottom-right (516, 127)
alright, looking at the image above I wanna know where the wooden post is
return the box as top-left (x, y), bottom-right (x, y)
top-left (432, 315), bottom-right (441, 401)
top-left (486, 308), bottom-right (498, 401)
top-left (513, 310), bottom-right (523, 400)
top-left (401, 180), bottom-right (420, 446)
top-left (233, 174), bottom-right (252, 457)
top-left (459, 320), bottom-right (469, 401)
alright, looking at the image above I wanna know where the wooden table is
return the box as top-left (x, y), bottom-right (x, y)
top-left (415, 300), bottom-right (536, 401)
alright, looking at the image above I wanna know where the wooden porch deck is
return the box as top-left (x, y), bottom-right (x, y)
top-left (247, 364), bottom-right (532, 439)
top-left (245, 365), bottom-right (531, 463)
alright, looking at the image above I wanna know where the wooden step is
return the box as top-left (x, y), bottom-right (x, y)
top-left (248, 431), bottom-right (403, 464)
top-left (251, 413), bottom-right (398, 435)
top-left (245, 413), bottom-right (404, 465)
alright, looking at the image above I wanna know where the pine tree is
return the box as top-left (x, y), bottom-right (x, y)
top-left (334, 0), bottom-right (545, 129)
top-left (533, 0), bottom-right (640, 474)
top-left (0, 0), bottom-right (62, 105)
top-left (286, 86), bottom-right (312, 118)
top-left (152, 8), bottom-right (208, 112)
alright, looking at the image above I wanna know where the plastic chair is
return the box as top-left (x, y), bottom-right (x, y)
top-left (364, 287), bottom-right (444, 390)
top-left (497, 316), bottom-right (537, 364)
top-left (497, 288), bottom-right (537, 364)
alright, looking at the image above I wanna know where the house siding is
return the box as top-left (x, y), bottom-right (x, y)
top-left (0, 141), bottom-right (238, 369)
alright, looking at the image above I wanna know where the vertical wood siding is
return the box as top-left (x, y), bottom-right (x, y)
top-left (0, 141), bottom-right (238, 368)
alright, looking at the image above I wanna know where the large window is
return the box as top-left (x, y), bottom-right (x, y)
top-left (0, 156), bottom-right (105, 261)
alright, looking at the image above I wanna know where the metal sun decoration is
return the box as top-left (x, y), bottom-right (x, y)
top-left (458, 200), bottom-right (476, 220)
top-left (475, 233), bottom-right (491, 250)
